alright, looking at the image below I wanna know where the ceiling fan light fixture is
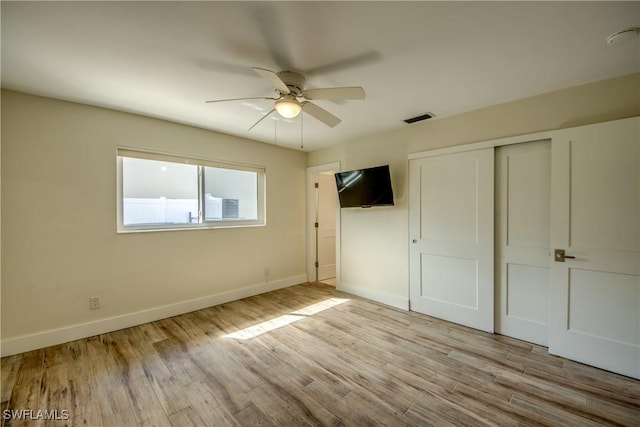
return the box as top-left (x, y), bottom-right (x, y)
top-left (275, 97), bottom-right (302, 118)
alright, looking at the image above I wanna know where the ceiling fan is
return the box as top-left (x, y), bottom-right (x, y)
top-left (205, 67), bottom-right (366, 131)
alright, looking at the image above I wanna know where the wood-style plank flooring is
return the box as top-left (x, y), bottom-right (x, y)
top-left (2, 283), bottom-right (639, 426)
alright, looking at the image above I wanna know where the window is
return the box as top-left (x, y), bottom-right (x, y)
top-left (117, 149), bottom-right (265, 232)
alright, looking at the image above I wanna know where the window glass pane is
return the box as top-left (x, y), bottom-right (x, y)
top-left (204, 167), bottom-right (258, 221)
top-left (123, 157), bottom-right (198, 225)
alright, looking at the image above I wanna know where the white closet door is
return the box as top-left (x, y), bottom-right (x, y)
top-left (495, 141), bottom-right (551, 346)
top-left (409, 148), bottom-right (494, 333)
top-left (549, 117), bottom-right (639, 379)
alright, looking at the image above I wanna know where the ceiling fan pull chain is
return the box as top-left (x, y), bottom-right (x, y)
top-left (300, 112), bottom-right (304, 150)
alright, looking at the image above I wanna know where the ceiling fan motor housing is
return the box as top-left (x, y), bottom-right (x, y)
top-left (206, 66), bottom-right (362, 129)
top-left (276, 71), bottom-right (306, 96)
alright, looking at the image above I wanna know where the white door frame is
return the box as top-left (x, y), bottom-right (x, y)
top-left (306, 162), bottom-right (341, 283)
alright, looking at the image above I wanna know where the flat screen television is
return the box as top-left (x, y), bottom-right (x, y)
top-left (334, 165), bottom-right (394, 208)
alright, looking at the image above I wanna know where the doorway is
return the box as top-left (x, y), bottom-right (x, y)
top-left (307, 163), bottom-right (340, 286)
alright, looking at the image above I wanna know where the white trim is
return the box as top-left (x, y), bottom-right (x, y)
top-left (409, 117), bottom-right (640, 160)
top-left (338, 282), bottom-right (409, 311)
top-left (0, 274), bottom-right (306, 357)
top-left (306, 162), bottom-right (341, 174)
top-left (306, 162), bottom-right (341, 284)
top-left (117, 147), bottom-right (265, 172)
top-left (408, 131), bottom-right (553, 159)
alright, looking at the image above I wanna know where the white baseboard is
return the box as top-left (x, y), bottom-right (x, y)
top-left (0, 274), bottom-right (307, 357)
top-left (337, 282), bottom-right (409, 311)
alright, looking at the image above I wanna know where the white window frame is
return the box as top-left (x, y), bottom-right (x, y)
top-left (117, 148), bottom-right (266, 233)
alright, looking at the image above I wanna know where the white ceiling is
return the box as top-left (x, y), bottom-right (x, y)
top-left (2, 1), bottom-right (639, 151)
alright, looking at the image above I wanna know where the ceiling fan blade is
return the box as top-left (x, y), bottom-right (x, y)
top-left (252, 67), bottom-right (290, 94)
top-left (248, 108), bottom-right (276, 131)
top-left (303, 50), bottom-right (382, 76)
top-left (205, 96), bottom-right (276, 104)
top-left (195, 59), bottom-right (260, 78)
top-left (302, 102), bottom-right (341, 128)
top-left (251, 3), bottom-right (292, 70)
top-left (302, 87), bottom-right (366, 101)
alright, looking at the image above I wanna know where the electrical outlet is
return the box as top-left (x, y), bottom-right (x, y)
top-left (264, 267), bottom-right (271, 278)
top-left (89, 296), bottom-right (101, 310)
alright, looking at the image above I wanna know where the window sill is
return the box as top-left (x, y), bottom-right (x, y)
top-left (117, 222), bottom-right (266, 234)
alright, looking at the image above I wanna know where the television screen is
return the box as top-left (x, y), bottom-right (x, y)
top-left (334, 165), bottom-right (394, 208)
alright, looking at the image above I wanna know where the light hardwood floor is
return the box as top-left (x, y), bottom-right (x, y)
top-left (2, 282), bottom-right (639, 426)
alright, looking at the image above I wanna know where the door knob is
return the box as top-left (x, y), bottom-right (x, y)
top-left (554, 249), bottom-right (576, 262)
top-left (412, 239), bottom-right (418, 244)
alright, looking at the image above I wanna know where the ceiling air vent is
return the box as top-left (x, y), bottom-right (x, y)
top-left (404, 113), bottom-right (435, 124)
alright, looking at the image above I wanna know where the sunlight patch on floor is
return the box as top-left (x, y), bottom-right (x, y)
top-left (225, 297), bottom-right (350, 340)
top-left (291, 298), bottom-right (350, 316)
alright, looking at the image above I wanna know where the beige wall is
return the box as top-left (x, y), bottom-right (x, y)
top-left (1, 90), bottom-right (306, 346)
top-left (2, 72), bottom-right (639, 351)
top-left (308, 72), bottom-right (640, 308)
